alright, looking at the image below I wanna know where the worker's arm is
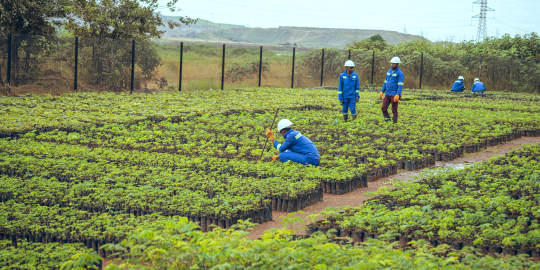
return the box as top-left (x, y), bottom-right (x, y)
top-left (471, 83), bottom-right (476, 92)
top-left (338, 76), bottom-right (343, 100)
top-left (355, 74), bottom-right (360, 99)
top-left (273, 137), bottom-right (293, 153)
top-left (396, 72), bottom-right (404, 96)
top-left (381, 73), bottom-right (388, 93)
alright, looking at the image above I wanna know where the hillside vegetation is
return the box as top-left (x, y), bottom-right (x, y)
top-left (156, 16), bottom-right (424, 48)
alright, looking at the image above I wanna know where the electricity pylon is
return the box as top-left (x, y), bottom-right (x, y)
top-left (472, 0), bottom-right (495, 41)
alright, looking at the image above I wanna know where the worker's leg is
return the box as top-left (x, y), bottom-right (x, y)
top-left (391, 97), bottom-right (399, 119)
top-left (342, 98), bottom-right (350, 115)
top-left (349, 98), bottom-right (357, 116)
top-left (305, 157), bottom-right (320, 166)
top-left (279, 152), bottom-right (318, 165)
top-left (381, 95), bottom-right (392, 120)
top-left (342, 98), bottom-right (350, 121)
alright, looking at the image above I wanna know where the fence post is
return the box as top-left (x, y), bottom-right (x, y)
top-left (371, 50), bottom-right (375, 85)
top-left (7, 33), bottom-right (12, 94)
top-left (348, 50), bottom-right (351, 60)
top-left (291, 47), bottom-right (296, 89)
top-left (130, 39), bottom-right (135, 94)
top-left (221, 44), bottom-right (225, 90)
top-left (419, 52), bottom-right (424, 89)
top-left (74, 37), bottom-right (78, 91)
top-left (320, 49), bottom-right (325, 87)
top-left (179, 42), bottom-right (183, 91)
top-left (258, 46), bottom-right (262, 87)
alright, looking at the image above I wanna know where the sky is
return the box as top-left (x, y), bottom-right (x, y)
top-left (157, 0), bottom-right (540, 42)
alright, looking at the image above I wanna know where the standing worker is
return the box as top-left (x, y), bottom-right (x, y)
top-left (379, 57), bottom-right (404, 123)
top-left (472, 78), bottom-right (486, 93)
top-left (338, 60), bottom-right (360, 122)
top-left (265, 119), bottom-right (321, 166)
top-left (451, 76), bottom-right (465, 92)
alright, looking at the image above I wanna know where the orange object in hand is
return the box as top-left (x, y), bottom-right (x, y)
top-left (394, 95), bottom-right (400, 102)
top-left (272, 155), bottom-right (280, 161)
top-left (265, 129), bottom-right (275, 141)
top-left (379, 92), bottom-right (384, 99)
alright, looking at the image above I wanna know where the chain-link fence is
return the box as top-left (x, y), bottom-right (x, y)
top-left (1, 33), bottom-right (539, 95)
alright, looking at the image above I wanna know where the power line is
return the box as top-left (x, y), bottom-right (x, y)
top-left (504, 0), bottom-right (540, 17)
top-left (490, 18), bottom-right (530, 33)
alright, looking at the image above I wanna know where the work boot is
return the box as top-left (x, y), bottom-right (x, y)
top-left (392, 117), bottom-right (398, 124)
top-left (352, 115), bottom-right (357, 121)
top-left (343, 114), bottom-right (348, 122)
top-left (384, 115), bottom-right (391, 122)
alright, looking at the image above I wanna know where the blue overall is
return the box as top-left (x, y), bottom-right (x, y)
top-left (273, 129), bottom-right (320, 166)
top-left (472, 81), bottom-right (486, 93)
top-left (451, 80), bottom-right (465, 92)
top-left (338, 71), bottom-right (360, 115)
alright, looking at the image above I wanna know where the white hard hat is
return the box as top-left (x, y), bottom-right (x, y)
top-left (458, 76), bottom-right (464, 80)
top-left (390, 57), bottom-right (401, 64)
top-left (277, 119), bottom-right (293, 132)
top-left (474, 78), bottom-right (480, 82)
top-left (344, 60), bottom-right (355, 67)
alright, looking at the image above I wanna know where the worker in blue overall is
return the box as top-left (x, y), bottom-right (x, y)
top-left (472, 78), bottom-right (486, 93)
top-left (338, 60), bottom-right (360, 122)
top-left (451, 76), bottom-right (465, 92)
top-left (379, 57), bottom-right (404, 123)
top-left (265, 119), bottom-right (321, 166)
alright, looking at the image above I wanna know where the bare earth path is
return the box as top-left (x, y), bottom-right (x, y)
top-left (247, 136), bottom-right (540, 239)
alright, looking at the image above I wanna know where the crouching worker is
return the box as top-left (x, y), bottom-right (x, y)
top-left (451, 76), bottom-right (465, 92)
top-left (265, 119), bottom-right (321, 166)
top-left (472, 78), bottom-right (486, 93)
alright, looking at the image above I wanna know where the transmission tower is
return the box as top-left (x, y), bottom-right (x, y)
top-left (472, 0), bottom-right (495, 41)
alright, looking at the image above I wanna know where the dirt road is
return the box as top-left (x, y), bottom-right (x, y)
top-left (247, 136), bottom-right (540, 239)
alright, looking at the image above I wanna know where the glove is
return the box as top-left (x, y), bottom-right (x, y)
top-left (272, 155), bottom-right (280, 161)
top-left (355, 98), bottom-right (359, 102)
top-left (394, 95), bottom-right (400, 102)
top-left (265, 129), bottom-right (275, 141)
top-left (339, 99), bottom-right (343, 104)
top-left (379, 92), bottom-right (384, 99)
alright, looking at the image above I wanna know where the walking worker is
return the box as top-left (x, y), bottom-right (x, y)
top-left (379, 56), bottom-right (404, 123)
top-left (451, 76), bottom-right (465, 92)
top-left (472, 78), bottom-right (486, 93)
top-left (338, 60), bottom-right (360, 122)
top-left (265, 119), bottom-right (321, 166)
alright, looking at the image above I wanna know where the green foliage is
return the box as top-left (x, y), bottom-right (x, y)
top-left (0, 0), bottom-right (68, 35)
top-left (370, 34), bottom-right (385, 43)
top-left (224, 58), bottom-right (270, 82)
top-left (63, 0), bottom-right (195, 40)
top-left (0, 240), bottom-right (97, 269)
top-left (100, 219), bottom-right (540, 269)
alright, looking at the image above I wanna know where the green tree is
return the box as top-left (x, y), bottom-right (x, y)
top-left (346, 39), bottom-right (388, 51)
top-left (0, 0), bottom-right (68, 35)
top-left (62, 0), bottom-right (197, 89)
top-left (0, 0), bottom-right (70, 87)
top-left (63, 0), bottom-right (197, 40)
top-left (369, 34), bottom-right (385, 43)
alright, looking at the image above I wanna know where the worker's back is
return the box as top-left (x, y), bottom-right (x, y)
top-left (280, 129), bottom-right (320, 160)
top-left (472, 81), bottom-right (486, 93)
top-left (451, 80), bottom-right (465, 92)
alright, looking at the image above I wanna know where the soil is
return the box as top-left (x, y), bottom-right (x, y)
top-left (247, 136), bottom-right (540, 240)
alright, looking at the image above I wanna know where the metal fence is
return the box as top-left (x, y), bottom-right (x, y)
top-left (1, 33), bottom-right (539, 95)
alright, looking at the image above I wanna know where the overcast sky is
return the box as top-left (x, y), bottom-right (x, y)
top-left (157, 0), bottom-right (539, 42)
